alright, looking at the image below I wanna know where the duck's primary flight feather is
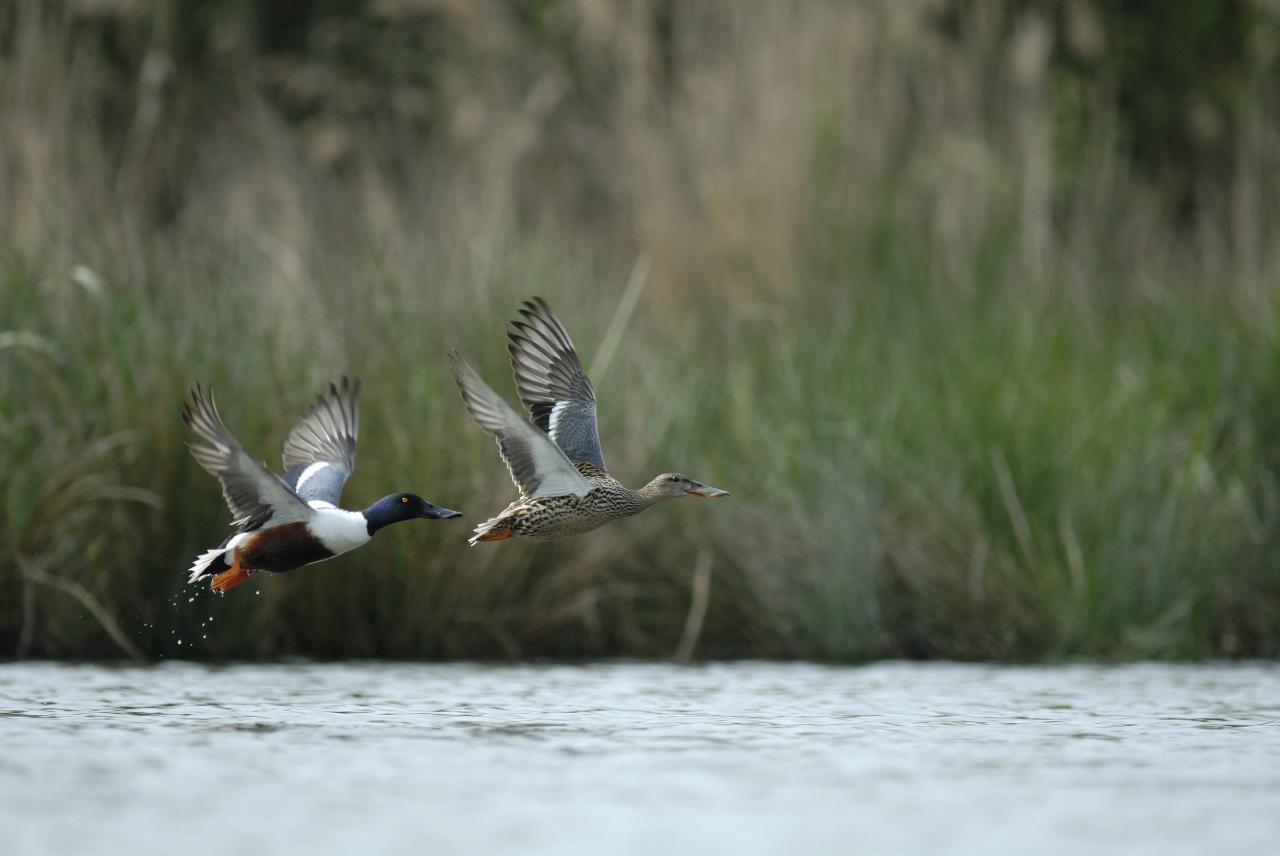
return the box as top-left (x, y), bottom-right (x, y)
top-left (280, 376), bottom-right (360, 507)
top-left (183, 385), bottom-right (313, 531)
top-left (448, 351), bottom-right (591, 499)
top-left (507, 296), bottom-right (607, 471)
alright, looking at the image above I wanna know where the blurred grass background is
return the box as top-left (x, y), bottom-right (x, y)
top-left (3, 0), bottom-right (1280, 660)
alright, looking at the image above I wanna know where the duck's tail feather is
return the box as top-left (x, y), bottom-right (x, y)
top-left (469, 516), bottom-right (512, 546)
top-left (187, 545), bottom-right (230, 582)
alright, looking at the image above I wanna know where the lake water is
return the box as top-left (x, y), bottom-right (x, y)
top-left (1, 662), bottom-right (1277, 855)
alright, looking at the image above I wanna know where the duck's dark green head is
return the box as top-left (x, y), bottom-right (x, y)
top-left (363, 493), bottom-right (463, 535)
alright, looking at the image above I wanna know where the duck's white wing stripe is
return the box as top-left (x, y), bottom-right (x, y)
top-left (547, 400), bottom-right (567, 438)
top-left (295, 461), bottom-right (329, 491)
top-left (285, 461), bottom-right (351, 507)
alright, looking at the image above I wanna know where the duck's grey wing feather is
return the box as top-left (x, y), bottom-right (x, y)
top-left (507, 297), bottom-right (607, 471)
top-left (183, 385), bottom-right (313, 529)
top-left (448, 352), bottom-right (591, 499)
top-left (282, 463), bottom-right (349, 508)
top-left (280, 376), bottom-right (359, 506)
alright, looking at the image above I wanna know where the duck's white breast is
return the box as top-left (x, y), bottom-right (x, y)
top-left (308, 506), bottom-right (371, 555)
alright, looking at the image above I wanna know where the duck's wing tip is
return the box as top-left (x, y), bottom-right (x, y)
top-left (507, 298), bottom-right (608, 472)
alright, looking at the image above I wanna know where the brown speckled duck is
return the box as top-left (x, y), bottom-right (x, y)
top-left (448, 297), bottom-right (729, 544)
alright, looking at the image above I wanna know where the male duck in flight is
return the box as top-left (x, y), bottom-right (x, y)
top-left (184, 377), bottom-right (461, 592)
top-left (448, 297), bottom-right (728, 544)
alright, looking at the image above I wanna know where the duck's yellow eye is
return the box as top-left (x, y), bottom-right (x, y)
top-left (401, 496), bottom-right (409, 504)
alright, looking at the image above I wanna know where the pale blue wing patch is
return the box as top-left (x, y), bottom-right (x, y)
top-left (284, 461), bottom-right (351, 507)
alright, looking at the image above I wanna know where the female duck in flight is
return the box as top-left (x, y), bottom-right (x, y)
top-left (449, 297), bottom-right (728, 544)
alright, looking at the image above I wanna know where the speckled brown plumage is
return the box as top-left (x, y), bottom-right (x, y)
top-left (473, 463), bottom-right (658, 541)
top-left (451, 298), bottom-right (729, 545)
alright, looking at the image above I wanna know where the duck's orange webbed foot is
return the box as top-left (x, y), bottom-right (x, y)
top-left (475, 526), bottom-right (512, 542)
top-left (210, 548), bottom-right (250, 593)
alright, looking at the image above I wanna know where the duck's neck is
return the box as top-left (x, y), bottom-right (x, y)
top-left (632, 481), bottom-right (670, 510)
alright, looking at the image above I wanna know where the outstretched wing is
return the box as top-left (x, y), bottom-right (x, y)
top-left (507, 297), bottom-right (607, 471)
top-left (183, 385), bottom-right (313, 530)
top-left (281, 376), bottom-right (360, 507)
top-left (448, 352), bottom-right (591, 499)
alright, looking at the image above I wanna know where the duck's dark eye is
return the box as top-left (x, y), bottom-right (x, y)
top-left (401, 496), bottom-right (409, 504)
top-left (669, 476), bottom-right (679, 483)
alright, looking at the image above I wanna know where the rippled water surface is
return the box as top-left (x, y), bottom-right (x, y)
top-left (2, 662), bottom-right (1278, 855)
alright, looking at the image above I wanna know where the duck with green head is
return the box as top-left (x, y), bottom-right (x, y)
top-left (184, 377), bottom-right (462, 592)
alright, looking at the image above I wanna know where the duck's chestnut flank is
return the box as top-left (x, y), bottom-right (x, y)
top-left (240, 523), bottom-right (335, 572)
